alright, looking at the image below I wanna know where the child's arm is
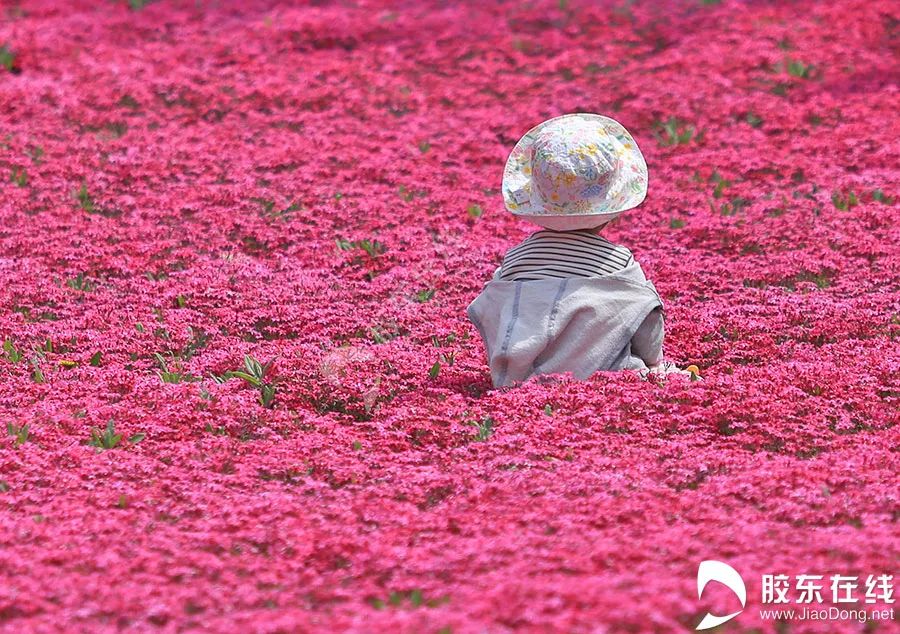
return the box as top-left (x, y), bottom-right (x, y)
top-left (631, 308), bottom-right (664, 367)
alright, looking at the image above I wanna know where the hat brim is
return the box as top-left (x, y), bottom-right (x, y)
top-left (519, 212), bottom-right (625, 231)
top-left (501, 113), bottom-right (648, 226)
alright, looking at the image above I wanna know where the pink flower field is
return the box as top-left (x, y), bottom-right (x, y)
top-left (1, 0), bottom-right (898, 632)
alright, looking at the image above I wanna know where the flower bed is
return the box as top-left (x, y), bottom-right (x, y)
top-left (0, 0), bottom-right (897, 631)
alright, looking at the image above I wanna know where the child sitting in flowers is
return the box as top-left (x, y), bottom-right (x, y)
top-left (468, 113), bottom-right (690, 388)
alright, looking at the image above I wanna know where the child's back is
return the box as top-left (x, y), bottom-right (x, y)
top-left (467, 113), bottom-right (677, 387)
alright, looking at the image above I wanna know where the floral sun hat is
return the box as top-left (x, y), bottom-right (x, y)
top-left (502, 113), bottom-right (648, 231)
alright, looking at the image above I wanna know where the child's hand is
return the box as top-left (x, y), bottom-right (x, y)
top-left (642, 361), bottom-right (703, 381)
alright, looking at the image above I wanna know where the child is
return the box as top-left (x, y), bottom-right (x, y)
top-left (468, 113), bottom-right (687, 388)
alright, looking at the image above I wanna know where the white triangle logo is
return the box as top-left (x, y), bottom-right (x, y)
top-left (696, 560), bottom-right (746, 630)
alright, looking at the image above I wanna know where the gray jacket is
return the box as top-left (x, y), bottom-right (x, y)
top-left (467, 262), bottom-right (664, 387)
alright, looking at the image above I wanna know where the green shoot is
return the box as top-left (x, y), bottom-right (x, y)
top-left (0, 44), bottom-right (16, 72)
top-left (88, 420), bottom-right (144, 450)
top-left (66, 272), bottom-right (96, 292)
top-left (89, 420), bottom-right (122, 450)
top-left (216, 355), bottom-right (277, 408)
top-left (3, 339), bottom-right (23, 363)
top-left (10, 167), bottom-right (27, 187)
top-left (654, 117), bottom-right (696, 146)
top-left (6, 422), bottom-right (29, 446)
top-left (414, 289), bottom-right (435, 303)
top-left (336, 238), bottom-right (387, 258)
top-left (832, 190), bottom-right (858, 211)
top-left (469, 416), bottom-right (495, 442)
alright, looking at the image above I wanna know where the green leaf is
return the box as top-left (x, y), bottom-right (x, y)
top-left (471, 416), bottom-right (495, 442)
top-left (260, 384), bottom-right (276, 409)
top-left (3, 339), bottom-right (23, 363)
top-left (89, 420), bottom-right (123, 450)
top-left (76, 182), bottom-right (95, 213)
top-left (654, 117), bottom-right (696, 147)
top-left (89, 351), bottom-right (102, 367)
top-left (712, 176), bottom-right (731, 198)
top-left (0, 44), bottom-right (16, 72)
top-left (65, 272), bottom-right (96, 292)
top-left (428, 360), bottom-right (441, 379)
top-left (414, 289), bottom-right (436, 303)
top-left (128, 433), bottom-right (146, 444)
top-left (831, 190), bottom-right (859, 211)
top-left (6, 422), bottom-right (29, 446)
top-left (335, 237), bottom-right (386, 257)
top-left (244, 355), bottom-right (264, 379)
top-left (745, 112), bottom-right (763, 128)
top-left (230, 370), bottom-right (261, 387)
top-left (786, 59), bottom-right (813, 79)
top-left (210, 371), bottom-right (232, 384)
top-left (10, 166), bottom-right (27, 187)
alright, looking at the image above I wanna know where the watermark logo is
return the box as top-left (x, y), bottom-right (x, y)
top-left (696, 560), bottom-right (746, 630)
top-left (695, 561), bottom-right (895, 630)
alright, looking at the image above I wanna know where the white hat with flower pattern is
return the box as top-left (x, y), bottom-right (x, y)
top-left (502, 113), bottom-right (648, 230)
